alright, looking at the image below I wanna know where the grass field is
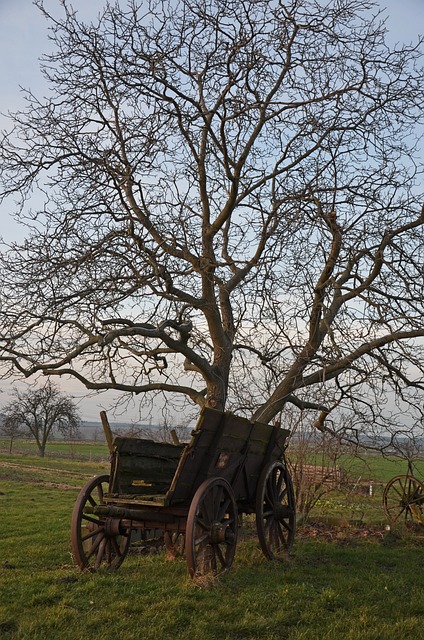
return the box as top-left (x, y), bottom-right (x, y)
top-left (1, 441), bottom-right (424, 640)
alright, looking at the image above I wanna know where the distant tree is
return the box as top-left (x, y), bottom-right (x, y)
top-left (1, 381), bottom-right (81, 457)
top-left (0, 0), bottom-right (423, 445)
top-left (0, 412), bottom-right (24, 454)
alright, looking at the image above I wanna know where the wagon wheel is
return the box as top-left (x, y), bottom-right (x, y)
top-left (256, 460), bottom-right (296, 560)
top-left (71, 475), bottom-right (131, 570)
top-left (186, 477), bottom-right (238, 578)
top-left (164, 531), bottom-right (185, 559)
top-left (383, 475), bottom-right (424, 526)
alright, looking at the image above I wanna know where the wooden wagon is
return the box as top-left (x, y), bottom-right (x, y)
top-left (71, 407), bottom-right (296, 577)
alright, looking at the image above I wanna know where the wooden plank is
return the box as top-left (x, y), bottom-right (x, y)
top-left (116, 455), bottom-right (180, 478)
top-left (166, 408), bottom-right (291, 506)
top-left (100, 411), bottom-right (114, 454)
top-left (170, 429), bottom-right (180, 445)
top-left (113, 435), bottom-right (184, 458)
top-left (166, 407), bottom-right (224, 504)
top-left (109, 435), bottom-right (184, 495)
top-left (112, 458), bottom-right (180, 493)
top-left (105, 493), bottom-right (167, 506)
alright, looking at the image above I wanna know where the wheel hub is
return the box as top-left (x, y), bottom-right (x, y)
top-left (104, 517), bottom-right (124, 537)
top-left (210, 522), bottom-right (233, 544)
top-left (274, 503), bottom-right (291, 522)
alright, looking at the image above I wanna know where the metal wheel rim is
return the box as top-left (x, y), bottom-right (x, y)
top-left (71, 474), bottom-right (131, 570)
top-left (185, 477), bottom-right (238, 578)
top-left (256, 460), bottom-right (296, 560)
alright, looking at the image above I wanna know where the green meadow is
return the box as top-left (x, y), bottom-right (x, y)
top-left (1, 440), bottom-right (423, 640)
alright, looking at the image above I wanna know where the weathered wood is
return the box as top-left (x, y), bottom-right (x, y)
top-left (296, 463), bottom-right (347, 488)
top-left (88, 503), bottom-right (177, 523)
top-left (105, 407), bottom-right (290, 507)
top-left (109, 435), bottom-right (184, 495)
top-left (170, 429), bottom-right (180, 445)
top-left (166, 408), bottom-right (290, 506)
top-left (113, 436), bottom-right (184, 458)
top-left (100, 410), bottom-right (114, 454)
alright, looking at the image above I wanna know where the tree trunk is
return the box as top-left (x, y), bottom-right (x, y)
top-left (205, 378), bottom-right (227, 412)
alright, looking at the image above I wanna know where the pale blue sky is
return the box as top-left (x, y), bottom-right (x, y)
top-left (1, 0), bottom-right (422, 119)
top-left (0, 0), bottom-right (422, 420)
top-left (0, 0), bottom-right (422, 241)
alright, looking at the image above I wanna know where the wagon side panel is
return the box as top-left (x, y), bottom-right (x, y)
top-left (110, 436), bottom-right (185, 497)
top-left (166, 408), bottom-right (225, 504)
top-left (166, 408), bottom-right (290, 506)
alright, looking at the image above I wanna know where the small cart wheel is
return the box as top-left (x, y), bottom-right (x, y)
top-left (383, 475), bottom-right (424, 526)
top-left (71, 475), bottom-right (131, 570)
top-left (256, 460), bottom-right (296, 560)
top-left (186, 477), bottom-right (238, 578)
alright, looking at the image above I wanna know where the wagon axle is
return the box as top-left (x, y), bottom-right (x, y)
top-left (209, 521), bottom-right (235, 545)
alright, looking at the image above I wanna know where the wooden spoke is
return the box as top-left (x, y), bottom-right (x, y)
top-left (71, 475), bottom-right (131, 571)
top-left (256, 461), bottom-right (296, 560)
top-left (186, 477), bottom-right (238, 578)
top-left (383, 475), bottom-right (424, 526)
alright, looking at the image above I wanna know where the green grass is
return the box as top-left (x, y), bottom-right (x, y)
top-left (1, 444), bottom-right (424, 639)
top-left (0, 438), bottom-right (111, 480)
top-left (0, 438), bottom-right (110, 462)
top-left (292, 449), bottom-right (424, 526)
top-left (342, 453), bottom-right (424, 484)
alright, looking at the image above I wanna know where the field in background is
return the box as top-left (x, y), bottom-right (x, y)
top-left (3, 437), bottom-right (423, 474)
top-left (1, 440), bottom-right (424, 639)
top-left (2, 438), bottom-right (424, 526)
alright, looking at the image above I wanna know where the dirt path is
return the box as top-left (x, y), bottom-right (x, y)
top-left (0, 460), bottom-right (91, 478)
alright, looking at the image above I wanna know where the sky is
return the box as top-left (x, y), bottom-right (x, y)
top-left (0, 0), bottom-right (423, 421)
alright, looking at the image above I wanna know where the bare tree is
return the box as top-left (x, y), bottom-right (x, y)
top-left (0, 412), bottom-right (24, 454)
top-left (1, 381), bottom-right (81, 457)
top-left (0, 0), bottom-right (423, 444)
